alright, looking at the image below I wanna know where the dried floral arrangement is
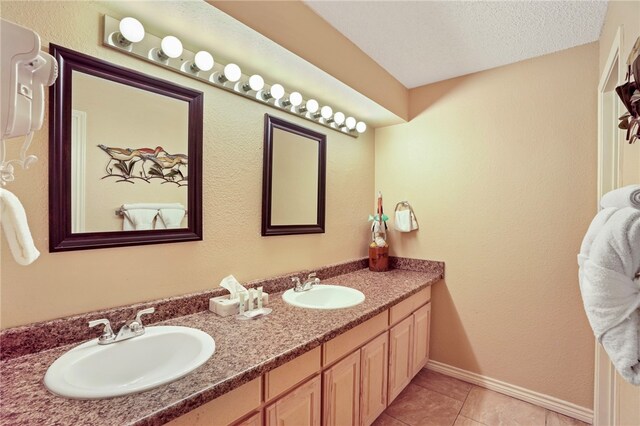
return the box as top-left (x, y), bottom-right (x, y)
top-left (617, 46), bottom-right (640, 144)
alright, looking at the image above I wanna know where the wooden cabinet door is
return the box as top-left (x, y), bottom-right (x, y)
top-left (323, 350), bottom-right (360, 426)
top-left (360, 332), bottom-right (389, 426)
top-left (266, 375), bottom-right (321, 426)
top-left (412, 303), bottom-right (431, 377)
top-left (388, 315), bottom-right (414, 403)
top-left (233, 412), bottom-right (261, 426)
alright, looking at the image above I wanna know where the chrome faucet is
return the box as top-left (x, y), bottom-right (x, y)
top-left (88, 307), bottom-right (155, 345)
top-left (292, 273), bottom-right (320, 292)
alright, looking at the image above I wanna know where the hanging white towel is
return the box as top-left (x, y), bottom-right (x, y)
top-left (155, 208), bottom-right (186, 229)
top-left (600, 184), bottom-right (640, 210)
top-left (394, 202), bottom-right (419, 232)
top-left (580, 207), bottom-right (640, 385)
top-left (0, 188), bottom-right (40, 265)
top-left (395, 210), bottom-right (413, 232)
top-left (122, 209), bottom-right (158, 230)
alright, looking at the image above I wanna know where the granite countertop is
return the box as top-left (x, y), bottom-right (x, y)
top-left (0, 267), bottom-right (442, 426)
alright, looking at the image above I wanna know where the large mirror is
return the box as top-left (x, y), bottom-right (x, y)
top-left (49, 44), bottom-right (203, 251)
top-left (262, 114), bottom-right (326, 236)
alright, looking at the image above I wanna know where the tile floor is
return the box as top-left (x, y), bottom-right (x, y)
top-left (374, 369), bottom-right (590, 426)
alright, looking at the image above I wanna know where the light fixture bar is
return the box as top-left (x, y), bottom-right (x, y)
top-left (102, 15), bottom-right (365, 138)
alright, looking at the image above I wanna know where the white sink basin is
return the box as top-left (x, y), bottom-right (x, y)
top-left (44, 326), bottom-right (215, 399)
top-left (282, 284), bottom-right (365, 310)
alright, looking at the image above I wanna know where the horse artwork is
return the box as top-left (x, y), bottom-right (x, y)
top-left (97, 145), bottom-right (188, 186)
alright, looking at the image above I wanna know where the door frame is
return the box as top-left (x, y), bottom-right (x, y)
top-left (594, 25), bottom-right (624, 426)
top-left (597, 27), bottom-right (625, 206)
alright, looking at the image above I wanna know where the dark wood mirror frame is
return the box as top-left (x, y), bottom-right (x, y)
top-left (262, 114), bottom-right (326, 236)
top-left (49, 44), bottom-right (203, 251)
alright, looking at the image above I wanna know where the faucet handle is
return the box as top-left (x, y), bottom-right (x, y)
top-left (89, 319), bottom-right (115, 342)
top-left (134, 307), bottom-right (155, 328)
top-left (292, 277), bottom-right (302, 290)
top-left (306, 272), bottom-right (317, 281)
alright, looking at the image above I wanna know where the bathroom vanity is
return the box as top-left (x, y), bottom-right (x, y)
top-left (171, 286), bottom-right (432, 426)
top-left (0, 258), bottom-right (443, 426)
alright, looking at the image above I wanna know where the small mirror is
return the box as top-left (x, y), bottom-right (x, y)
top-left (50, 45), bottom-right (203, 251)
top-left (262, 114), bottom-right (326, 236)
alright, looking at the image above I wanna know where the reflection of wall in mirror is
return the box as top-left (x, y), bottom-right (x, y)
top-left (71, 71), bottom-right (189, 232)
top-left (271, 128), bottom-right (319, 225)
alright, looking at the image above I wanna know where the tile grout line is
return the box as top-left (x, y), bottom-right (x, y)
top-left (458, 386), bottom-right (490, 426)
top-left (409, 377), bottom-right (467, 426)
top-left (411, 380), bottom-right (465, 404)
top-left (411, 375), bottom-right (470, 407)
top-left (409, 384), bottom-right (465, 426)
top-left (385, 412), bottom-right (412, 426)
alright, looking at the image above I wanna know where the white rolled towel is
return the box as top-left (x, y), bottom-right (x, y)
top-left (0, 188), bottom-right (40, 266)
top-left (580, 207), bottom-right (640, 385)
top-left (601, 184), bottom-right (640, 210)
top-left (577, 207), bottom-right (618, 269)
top-left (156, 208), bottom-right (186, 229)
top-left (122, 209), bottom-right (159, 230)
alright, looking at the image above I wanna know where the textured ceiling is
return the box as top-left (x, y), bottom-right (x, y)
top-left (305, 0), bottom-right (608, 88)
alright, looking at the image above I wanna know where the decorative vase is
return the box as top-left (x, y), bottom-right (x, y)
top-left (369, 246), bottom-right (389, 272)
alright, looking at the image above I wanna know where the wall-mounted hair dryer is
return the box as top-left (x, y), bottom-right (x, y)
top-left (1, 18), bottom-right (58, 184)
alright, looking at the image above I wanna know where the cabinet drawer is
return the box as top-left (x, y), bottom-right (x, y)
top-left (389, 287), bottom-right (431, 325)
top-left (167, 377), bottom-right (261, 426)
top-left (323, 311), bottom-right (388, 366)
top-left (266, 346), bottom-right (321, 401)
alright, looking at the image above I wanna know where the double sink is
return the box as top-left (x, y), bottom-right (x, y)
top-left (45, 281), bottom-right (365, 400)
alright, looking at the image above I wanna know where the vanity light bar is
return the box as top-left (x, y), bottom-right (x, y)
top-left (102, 15), bottom-right (367, 138)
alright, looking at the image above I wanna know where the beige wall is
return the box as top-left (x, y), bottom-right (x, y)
top-left (375, 43), bottom-right (598, 408)
top-left (73, 72), bottom-right (188, 232)
top-left (0, 1), bottom-right (374, 329)
top-left (599, 0), bottom-right (640, 186)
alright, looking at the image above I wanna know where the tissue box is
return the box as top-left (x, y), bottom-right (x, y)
top-left (209, 292), bottom-right (269, 317)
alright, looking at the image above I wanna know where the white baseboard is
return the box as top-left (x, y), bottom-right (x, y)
top-left (426, 360), bottom-right (594, 424)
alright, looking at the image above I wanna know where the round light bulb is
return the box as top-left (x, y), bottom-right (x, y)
top-left (194, 51), bottom-right (214, 71)
top-left (223, 63), bottom-right (242, 82)
top-left (119, 17), bottom-right (145, 43)
top-left (345, 116), bottom-right (357, 130)
top-left (270, 84), bottom-right (285, 100)
top-left (356, 121), bottom-right (367, 133)
top-left (160, 36), bottom-right (183, 58)
top-left (289, 92), bottom-right (303, 107)
top-left (334, 112), bottom-right (346, 125)
top-left (306, 99), bottom-right (319, 113)
top-left (249, 74), bottom-right (264, 91)
top-left (320, 106), bottom-right (333, 119)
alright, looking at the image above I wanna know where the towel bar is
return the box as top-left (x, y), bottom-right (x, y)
top-left (115, 207), bottom-right (188, 216)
